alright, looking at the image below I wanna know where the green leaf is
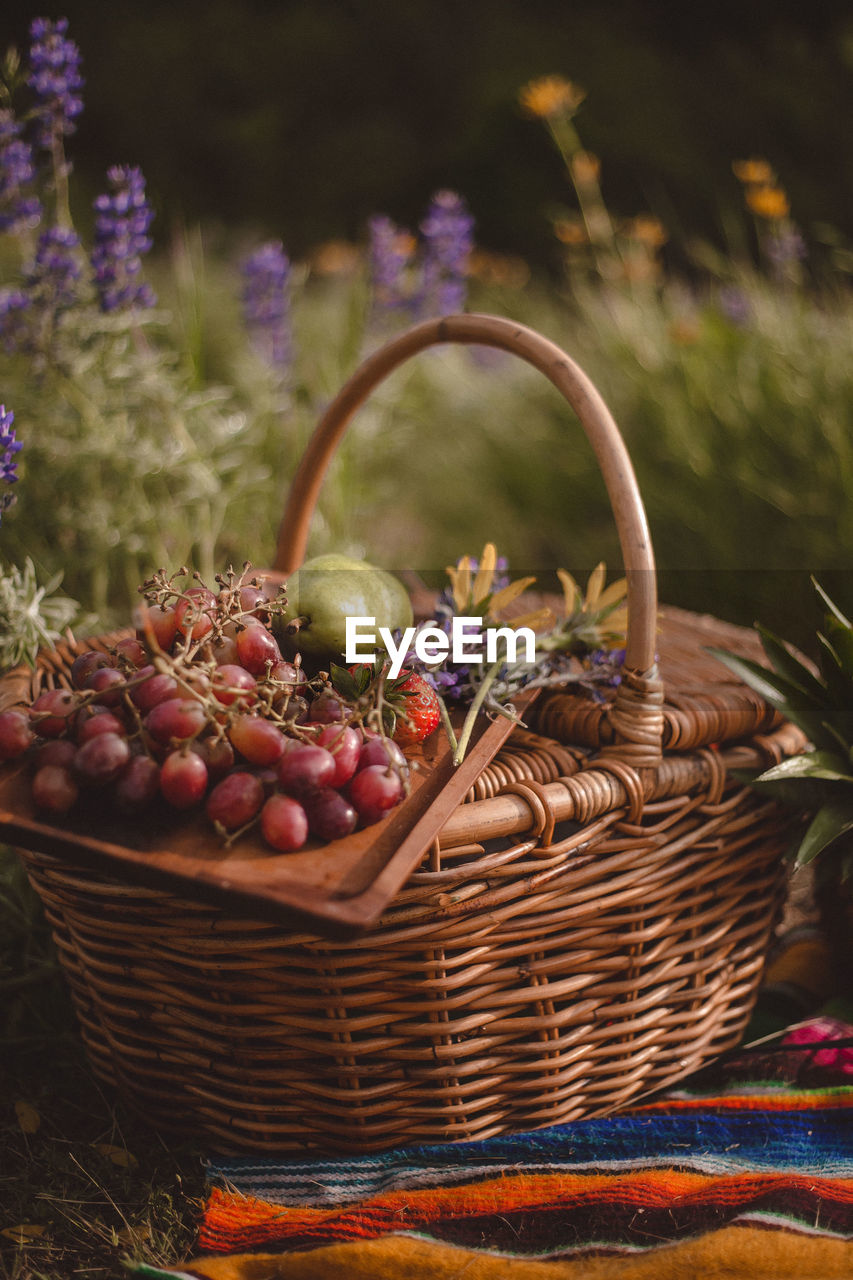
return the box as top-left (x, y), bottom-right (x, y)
top-left (748, 774), bottom-right (839, 812)
top-left (756, 749), bottom-right (853, 785)
top-left (812, 577), bottom-right (853, 630)
top-left (329, 662), bottom-right (361, 700)
top-left (756, 624), bottom-right (825, 700)
top-left (795, 796), bottom-right (853, 866)
top-left (819, 619), bottom-right (853, 701)
top-left (705, 646), bottom-right (829, 745)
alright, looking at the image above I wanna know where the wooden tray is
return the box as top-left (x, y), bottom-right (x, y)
top-left (0, 665), bottom-right (538, 934)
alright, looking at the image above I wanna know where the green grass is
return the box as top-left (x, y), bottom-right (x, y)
top-left (0, 849), bottom-right (205, 1280)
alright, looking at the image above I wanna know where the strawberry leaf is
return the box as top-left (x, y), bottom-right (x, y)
top-left (381, 704), bottom-right (397, 735)
top-left (330, 663), bottom-right (362, 701)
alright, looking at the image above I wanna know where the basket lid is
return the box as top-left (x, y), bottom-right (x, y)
top-left (530, 603), bottom-right (780, 753)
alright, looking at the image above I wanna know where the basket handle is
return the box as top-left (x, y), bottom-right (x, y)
top-left (274, 313), bottom-right (664, 768)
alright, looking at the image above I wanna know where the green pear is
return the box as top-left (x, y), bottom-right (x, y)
top-left (275, 553), bottom-right (413, 658)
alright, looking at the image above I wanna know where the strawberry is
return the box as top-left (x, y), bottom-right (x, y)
top-left (332, 661), bottom-right (441, 746)
top-left (391, 669), bottom-right (441, 746)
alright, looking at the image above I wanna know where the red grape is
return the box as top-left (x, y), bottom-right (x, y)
top-left (266, 660), bottom-right (306, 706)
top-left (145, 697), bottom-right (207, 745)
top-left (205, 770), bottom-right (264, 832)
top-left (83, 666), bottom-right (127, 706)
top-left (0, 708), bottom-right (35, 759)
top-left (29, 688), bottom-right (78, 738)
top-left (130, 670), bottom-right (179, 713)
top-left (235, 621), bottom-right (281, 675)
top-left (286, 695), bottom-right (310, 724)
top-left (349, 764), bottom-right (405, 826)
top-left (33, 738), bottom-right (77, 769)
top-left (238, 584), bottom-right (268, 615)
top-left (191, 734), bottom-right (235, 781)
top-left (159, 749), bottom-right (208, 808)
top-left (276, 742), bottom-right (337, 796)
top-left (309, 691), bottom-right (349, 724)
top-left (228, 714), bottom-right (286, 766)
top-left (141, 604), bottom-right (178, 651)
top-left (73, 732), bottom-right (131, 786)
top-left (315, 724), bottom-right (362, 787)
top-left (212, 664), bottom-right (257, 707)
top-left (358, 736), bottom-right (409, 774)
top-left (304, 788), bottom-right (358, 842)
top-left (260, 793), bottom-right (308, 852)
top-left (32, 764), bottom-right (79, 814)
top-left (113, 636), bottom-right (147, 668)
top-left (114, 755), bottom-right (160, 812)
top-left (174, 587), bottom-right (217, 640)
top-left (70, 649), bottom-right (115, 688)
top-left (76, 710), bottom-right (125, 744)
top-left (209, 632), bottom-right (239, 666)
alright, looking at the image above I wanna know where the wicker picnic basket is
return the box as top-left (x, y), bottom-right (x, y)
top-left (15, 315), bottom-right (805, 1155)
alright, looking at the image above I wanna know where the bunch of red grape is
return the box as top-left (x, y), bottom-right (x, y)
top-left (0, 566), bottom-right (410, 852)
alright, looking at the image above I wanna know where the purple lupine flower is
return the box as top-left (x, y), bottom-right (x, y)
top-left (91, 165), bottom-right (156, 313)
top-left (419, 190), bottom-right (474, 316)
top-left (241, 240), bottom-right (292, 369)
top-left (27, 17), bottom-right (84, 149)
top-left (28, 225), bottom-right (81, 310)
top-left (0, 110), bottom-right (41, 234)
top-left (0, 228), bottom-right (80, 353)
top-left (368, 214), bottom-right (416, 317)
top-left (0, 404), bottom-right (22, 522)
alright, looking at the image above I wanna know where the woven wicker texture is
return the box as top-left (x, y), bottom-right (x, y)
top-left (14, 315), bottom-right (804, 1154)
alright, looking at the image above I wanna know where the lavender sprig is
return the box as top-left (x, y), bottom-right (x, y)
top-left (27, 17), bottom-right (84, 150)
top-left (0, 109), bottom-right (41, 234)
top-left (419, 189), bottom-right (474, 316)
top-left (91, 165), bottom-right (156, 313)
top-left (0, 227), bottom-right (81, 354)
top-left (241, 240), bottom-right (292, 371)
top-left (368, 214), bottom-right (416, 319)
top-left (30, 225), bottom-right (81, 310)
top-left (0, 403), bottom-right (22, 521)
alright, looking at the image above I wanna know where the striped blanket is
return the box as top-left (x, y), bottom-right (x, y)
top-left (136, 933), bottom-right (853, 1280)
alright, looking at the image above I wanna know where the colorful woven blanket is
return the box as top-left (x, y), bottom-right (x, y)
top-left (137, 932), bottom-right (853, 1280)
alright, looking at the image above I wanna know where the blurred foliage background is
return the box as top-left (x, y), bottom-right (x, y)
top-left (4, 0), bottom-right (853, 267)
top-left (2, 0), bottom-right (853, 649)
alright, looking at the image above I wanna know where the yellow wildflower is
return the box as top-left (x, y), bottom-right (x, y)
top-left (309, 240), bottom-right (362, 276)
top-left (625, 215), bottom-right (668, 248)
top-left (554, 217), bottom-right (587, 245)
top-left (745, 185), bottom-right (790, 221)
top-left (519, 75), bottom-right (586, 119)
top-left (394, 232), bottom-right (417, 257)
top-left (542, 564), bottom-right (628, 652)
top-left (467, 250), bottom-right (531, 288)
top-left (445, 544), bottom-right (552, 633)
top-left (669, 315), bottom-right (701, 346)
top-left (732, 157), bottom-right (774, 185)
